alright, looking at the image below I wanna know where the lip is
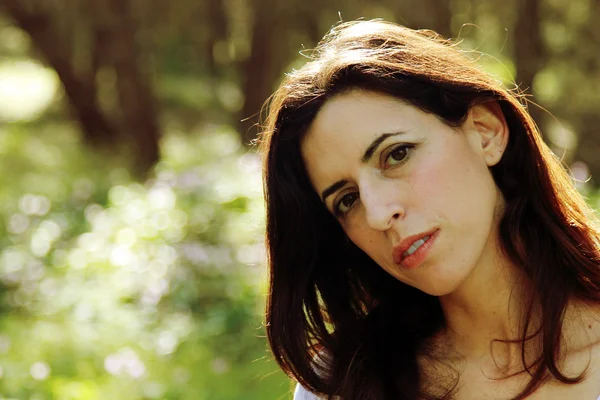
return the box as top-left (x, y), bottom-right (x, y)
top-left (392, 229), bottom-right (439, 268)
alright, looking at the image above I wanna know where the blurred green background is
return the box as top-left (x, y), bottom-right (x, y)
top-left (0, 0), bottom-right (598, 399)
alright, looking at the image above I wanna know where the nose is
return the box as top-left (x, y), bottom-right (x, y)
top-left (359, 176), bottom-right (405, 231)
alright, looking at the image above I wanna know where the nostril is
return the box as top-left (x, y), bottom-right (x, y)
top-left (392, 213), bottom-right (401, 219)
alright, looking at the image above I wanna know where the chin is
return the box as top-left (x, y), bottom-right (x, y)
top-left (413, 274), bottom-right (468, 297)
top-left (416, 285), bottom-right (455, 297)
top-left (427, 288), bottom-right (459, 297)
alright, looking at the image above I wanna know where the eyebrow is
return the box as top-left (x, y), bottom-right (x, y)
top-left (321, 179), bottom-right (348, 203)
top-left (320, 131), bottom-right (408, 203)
top-left (361, 132), bottom-right (405, 162)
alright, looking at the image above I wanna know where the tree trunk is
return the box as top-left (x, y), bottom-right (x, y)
top-left (391, 0), bottom-right (453, 38)
top-left (240, 0), bottom-right (286, 146)
top-left (2, 0), bottom-right (160, 178)
top-left (1, 0), bottom-right (118, 145)
top-left (89, 0), bottom-right (161, 177)
top-left (206, 0), bottom-right (228, 75)
top-left (514, 0), bottom-right (544, 127)
top-left (570, 0), bottom-right (600, 184)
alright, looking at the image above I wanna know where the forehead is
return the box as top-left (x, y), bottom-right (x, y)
top-left (300, 90), bottom-right (423, 189)
top-left (301, 90), bottom-right (424, 156)
top-left (305, 90), bottom-right (413, 144)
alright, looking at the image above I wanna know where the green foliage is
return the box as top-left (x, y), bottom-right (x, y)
top-left (0, 122), bottom-right (289, 399)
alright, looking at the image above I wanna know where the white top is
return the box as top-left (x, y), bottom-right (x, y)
top-left (294, 383), bottom-right (322, 400)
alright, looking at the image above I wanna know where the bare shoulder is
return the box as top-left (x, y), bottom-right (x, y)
top-left (539, 301), bottom-right (600, 399)
top-left (415, 302), bottom-right (600, 399)
top-left (563, 300), bottom-right (600, 356)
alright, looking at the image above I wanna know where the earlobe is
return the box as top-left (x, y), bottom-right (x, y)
top-left (468, 102), bottom-right (509, 166)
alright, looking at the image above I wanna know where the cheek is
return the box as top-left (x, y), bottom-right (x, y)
top-left (346, 225), bottom-right (374, 248)
top-left (345, 223), bottom-right (386, 259)
top-left (409, 153), bottom-right (460, 203)
top-left (409, 148), bottom-right (489, 216)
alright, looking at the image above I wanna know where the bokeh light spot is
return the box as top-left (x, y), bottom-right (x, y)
top-left (30, 361), bottom-right (51, 380)
top-left (0, 60), bottom-right (58, 122)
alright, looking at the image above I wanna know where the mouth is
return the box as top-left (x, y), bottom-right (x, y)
top-left (403, 235), bottom-right (431, 257)
top-left (393, 229), bottom-right (439, 266)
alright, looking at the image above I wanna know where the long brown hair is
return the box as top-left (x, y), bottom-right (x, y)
top-left (260, 20), bottom-right (600, 399)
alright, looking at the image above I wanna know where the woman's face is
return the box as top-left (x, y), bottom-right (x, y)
top-left (301, 90), bottom-right (508, 296)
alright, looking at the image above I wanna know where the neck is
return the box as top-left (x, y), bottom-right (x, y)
top-left (437, 232), bottom-right (537, 370)
top-left (437, 250), bottom-right (600, 377)
top-left (430, 199), bottom-right (600, 377)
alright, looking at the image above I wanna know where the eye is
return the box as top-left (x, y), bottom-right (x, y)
top-left (383, 144), bottom-right (413, 168)
top-left (335, 192), bottom-right (359, 216)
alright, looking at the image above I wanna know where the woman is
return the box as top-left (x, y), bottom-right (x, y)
top-left (259, 20), bottom-right (600, 399)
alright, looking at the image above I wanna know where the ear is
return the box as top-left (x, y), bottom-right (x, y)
top-left (466, 102), bottom-right (509, 167)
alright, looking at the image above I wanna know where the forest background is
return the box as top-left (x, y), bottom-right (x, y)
top-left (0, 0), bottom-right (598, 399)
